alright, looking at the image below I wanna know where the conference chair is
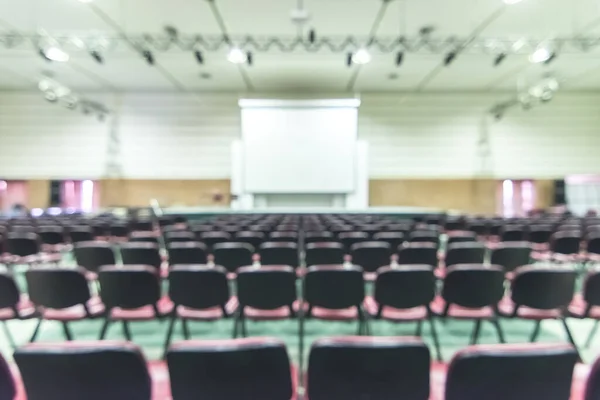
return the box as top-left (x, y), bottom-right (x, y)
top-left (120, 242), bottom-right (162, 271)
top-left (108, 222), bottom-right (129, 241)
top-left (305, 242), bottom-right (345, 266)
top-left (338, 231), bottom-right (370, 254)
top-left (234, 266), bottom-right (297, 337)
top-left (167, 338), bottom-right (294, 400)
top-left (165, 231), bottom-right (195, 244)
top-left (259, 242), bottom-right (299, 268)
top-left (15, 342), bottom-right (151, 400)
top-left (445, 217), bottom-right (465, 232)
top-left (397, 242), bottom-right (438, 269)
top-left (490, 242), bottom-right (532, 276)
top-left (529, 224), bottom-right (554, 251)
top-left (584, 353), bottom-right (600, 400)
top-left (26, 267), bottom-right (104, 342)
top-left (550, 231), bottom-right (583, 263)
top-left (350, 241), bottom-right (391, 279)
top-left (269, 231), bottom-right (298, 243)
top-left (98, 265), bottom-right (172, 340)
top-left (68, 225), bottom-right (95, 243)
top-left (73, 241), bottom-right (116, 280)
top-left (213, 242), bottom-right (254, 277)
top-left (431, 265), bottom-right (505, 345)
top-left (446, 231), bottom-right (477, 246)
top-left (0, 352), bottom-right (15, 400)
top-left (444, 242), bottom-right (486, 267)
top-left (0, 272), bottom-right (36, 348)
top-left (167, 242), bottom-right (208, 265)
top-left (5, 232), bottom-right (60, 266)
top-left (587, 232), bottom-right (600, 263)
top-left (235, 231), bottom-right (265, 250)
top-left (308, 337), bottom-right (430, 400)
top-left (408, 230), bottom-right (440, 247)
top-left (130, 219), bottom-right (154, 232)
top-left (128, 231), bottom-right (160, 245)
top-left (38, 225), bottom-right (66, 252)
top-left (164, 265), bottom-right (236, 357)
top-left (365, 265), bottom-right (441, 360)
top-left (569, 268), bottom-right (600, 347)
top-left (467, 221), bottom-right (488, 237)
top-left (387, 222), bottom-right (412, 235)
top-left (499, 266), bottom-right (578, 354)
top-left (445, 343), bottom-right (577, 400)
top-left (199, 231), bottom-right (232, 250)
top-left (372, 231), bottom-right (404, 250)
top-left (304, 231), bottom-right (335, 245)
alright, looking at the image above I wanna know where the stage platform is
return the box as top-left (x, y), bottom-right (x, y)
top-left (161, 206), bottom-right (446, 221)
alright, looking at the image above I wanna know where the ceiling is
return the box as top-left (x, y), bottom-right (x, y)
top-left (1, 0), bottom-right (600, 94)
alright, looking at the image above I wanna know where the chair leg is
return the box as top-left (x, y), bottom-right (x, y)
top-left (29, 319), bottom-right (43, 343)
top-left (469, 320), bottom-right (482, 345)
top-left (1, 321), bottom-right (16, 349)
top-left (491, 317), bottom-right (506, 344)
top-left (428, 317), bottom-right (442, 362)
top-left (232, 312), bottom-right (240, 338)
top-left (61, 322), bottom-right (74, 341)
top-left (162, 315), bottom-right (178, 359)
top-left (585, 320), bottom-right (600, 348)
top-left (240, 315), bottom-right (248, 337)
top-left (415, 320), bottom-right (423, 336)
top-left (182, 319), bottom-right (191, 340)
top-left (298, 308), bottom-right (305, 400)
top-left (561, 318), bottom-right (581, 361)
top-left (99, 319), bottom-right (111, 340)
top-left (121, 321), bottom-right (133, 341)
top-left (529, 320), bottom-right (542, 342)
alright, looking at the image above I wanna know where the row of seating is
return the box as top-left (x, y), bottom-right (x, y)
top-left (3, 264), bottom-right (596, 360)
top-left (3, 338), bottom-right (597, 400)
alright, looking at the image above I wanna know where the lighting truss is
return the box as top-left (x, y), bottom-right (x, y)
top-left (2, 32), bottom-right (600, 55)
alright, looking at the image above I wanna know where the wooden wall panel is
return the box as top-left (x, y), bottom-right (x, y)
top-left (534, 180), bottom-right (555, 210)
top-left (369, 179), bottom-right (497, 214)
top-left (26, 180), bottom-right (50, 209)
top-left (99, 179), bottom-right (231, 208)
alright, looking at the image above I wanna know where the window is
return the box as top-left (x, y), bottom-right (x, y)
top-left (498, 180), bottom-right (536, 217)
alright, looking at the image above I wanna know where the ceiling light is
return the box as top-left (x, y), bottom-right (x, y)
top-left (529, 46), bottom-right (551, 63)
top-left (42, 46), bottom-right (69, 62)
top-left (395, 52), bottom-right (404, 67)
top-left (142, 50), bottom-right (154, 65)
top-left (493, 53), bottom-right (507, 66)
top-left (90, 50), bottom-right (103, 64)
top-left (227, 47), bottom-right (247, 64)
top-left (351, 48), bottom-right (372, 65)
top-left (346, 52), bottom-right (353, 67)
top-left (247, 51), bottom-right (253, 66)
top-left (444, 51), bottom-right (457, 66)
top-left (194, 50), bottom-right (204, 64)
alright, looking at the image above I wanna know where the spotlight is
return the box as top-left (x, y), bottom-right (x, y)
top-left (39, 46), bottom-right (69, 62)
top-left (247, 51), bottom-right (253, 66)
top-left (346, 52), bottom-right (353, 67)
top-left (194, 50), bottom-right (204, 64)
top-left (164, 25), bottom-right (179, 40)
top-left (142, 50), bottom-right (154, 65)
top-left (544, 52), bottom-right (557, 65)
top-left (308, 29), bottom-right (316, 44)
top-left (227, 47), bottom-right (247, 64)
top-left (444, 51), bottom-right (457, 66)
top-left (90, 50), bottom-right (103, 64)
top-left (494, 53), bottom-right (506, 66)
top-left (503, 0), bottom-right (523, 4)
top-left (395, 52), bottom-right (404, 67)
top-left (351, 48), bottom-right (372, 65)
top-left (529, 46), bottom-right (552, 63)
top-left (44, 91), bottom-right (58, 102)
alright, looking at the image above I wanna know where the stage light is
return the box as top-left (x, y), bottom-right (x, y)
top-left (346, 52), bottom-right (352, 67)
top-left (529, 45), bottom-right (552, 63)
top-left (395, 51), bottom-right (404, 67)
top-left (90, 50), bottom-right (103, 64)
top-left (247, 51), bottom-right (253, 66)
top-left (142, 50), bottom-right (154, 65)
top-left (308, 29), bottom-right (316, 44)
top-left (39, 45), bottom-right (69, 62)
top-left (194, 50), bottom-right (204, 64)
top-left (227, 47), bottom-right (247, 64)
top-left (351, 48), bottom-right (372, 65)
top-left (494, 53), bottom-right (506, 66)
top-left (444, 51), bottom-right (457, 66)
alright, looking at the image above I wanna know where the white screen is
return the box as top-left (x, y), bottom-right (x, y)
top-left (241, 101), bottom-right (357, 193)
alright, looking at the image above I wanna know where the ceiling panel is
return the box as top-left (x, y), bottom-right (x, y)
top-left (354, 54), bottom-right (437, 91)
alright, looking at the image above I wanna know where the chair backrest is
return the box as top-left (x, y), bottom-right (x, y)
top-left (26, 268), bottom-right (92, 310)
top-left (0, 273), bottom-right (20, 312)
top-left (583, 269), bottom-right (600, 308)
top-left (408, 230), bottom-right (439, 246)
top-left (69, 225), bottom-right (95, 243)
top-left (199, 231), bottom-right (232, 248)
top-left (167, 338), bottom-right (293, 400)
top-left (490, 242), bottom-right (531, 272)
top-left (308, 336), bottom-right (430, 400)
top-left (510, 266), bottom-right (576, 310)
top-left (373, 266), bottom-right (436, 311)
top-left (212, 242), bottom-right (254, 273)
top-left (0, 352), bottom-right (14, 400)
top-left (350, 241), bottom-right (391, 273)
top-left (372, 232), bottom-right (405, 250)
top-left (304, 265), bottom-right (364, 310)
top-left (259, 242), bottom-right (299, 268)
top-left (98, 265), bottom-right (161, 309)
top-left (169, 265), bottom-right (230, 310)
top-left (120, 242), bottom-right (162, 269)
top-left (587, 232), bottom-right (600, 255)
top-left (551, 231), bottom-right (581, 254)
top-left (6, 232), bottom-right (39, 256)
top-left (167, 242), bottom-right (208, 265)
top-left (446, 343), bottom-right (577, 400)
top-left (304, 231), bottom-right (335, 244)
top-left (501, 225), bottom-right (527, 242)
top-left (38, 226), bottom-right (64, 245)
top-left (15, 341), bottom-right (151, 400)
top-left (128, 231), bottom-right (159, 245)
top-left (305, 242), bottom-right (345, 266)
top-left (397, 243), bottom-right (438, 267)
top-left (442, 265), bottom-right (505, 309)
top-left (446, 231), bottom-right (477, 246)
top-left (235, 231), bottom-right (265, 248)
top-left (165, 231), bottom-right (196, 243)
top-left (74, 241), bottom-right (116, 273)
top-left (269, 231), bottom-right (298, 242)
top-left (445, 242), bottom-right (486, 267)
top-left (585, 352), bottom-right (600, 400)
top-left (338, 231), bottom-right (370, 252)
top-left (529, 224), bottom-right (553, 244)
top-left (237, 266), bottom-right (297, 311)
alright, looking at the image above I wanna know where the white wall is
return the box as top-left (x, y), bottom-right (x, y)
top-left (0, 92), bottom-right (599, 180)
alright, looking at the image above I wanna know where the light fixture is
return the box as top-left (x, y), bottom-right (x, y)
top-left (142, 50), bottom-right (154, 65)
top-left (346, 52), bottom-right (353, 67)
top-left (308, 29), bottom-right (316, 44)
top-left (493, 53), bottom-right (507, 66)
top-left (90, 50), bottom-right (103, 64)
top-left (194, 50), bottom-right (204, 64)
top-left (247, 51), bottom-right (253, 66)
top-left (351, 48), bottom-right (372, 65)
top-left (444, 51), bottom-right (457, 66)
top-left (529, 45), bottom-right (552, 63)
top-left (395, 51), bottom-right (404, 67)
top-left (503, 0), bottom-right (523, 4)
top-left (227, 47), bottom-right (247, 64)
top-left (40, 45), bottom-right (69, 62)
